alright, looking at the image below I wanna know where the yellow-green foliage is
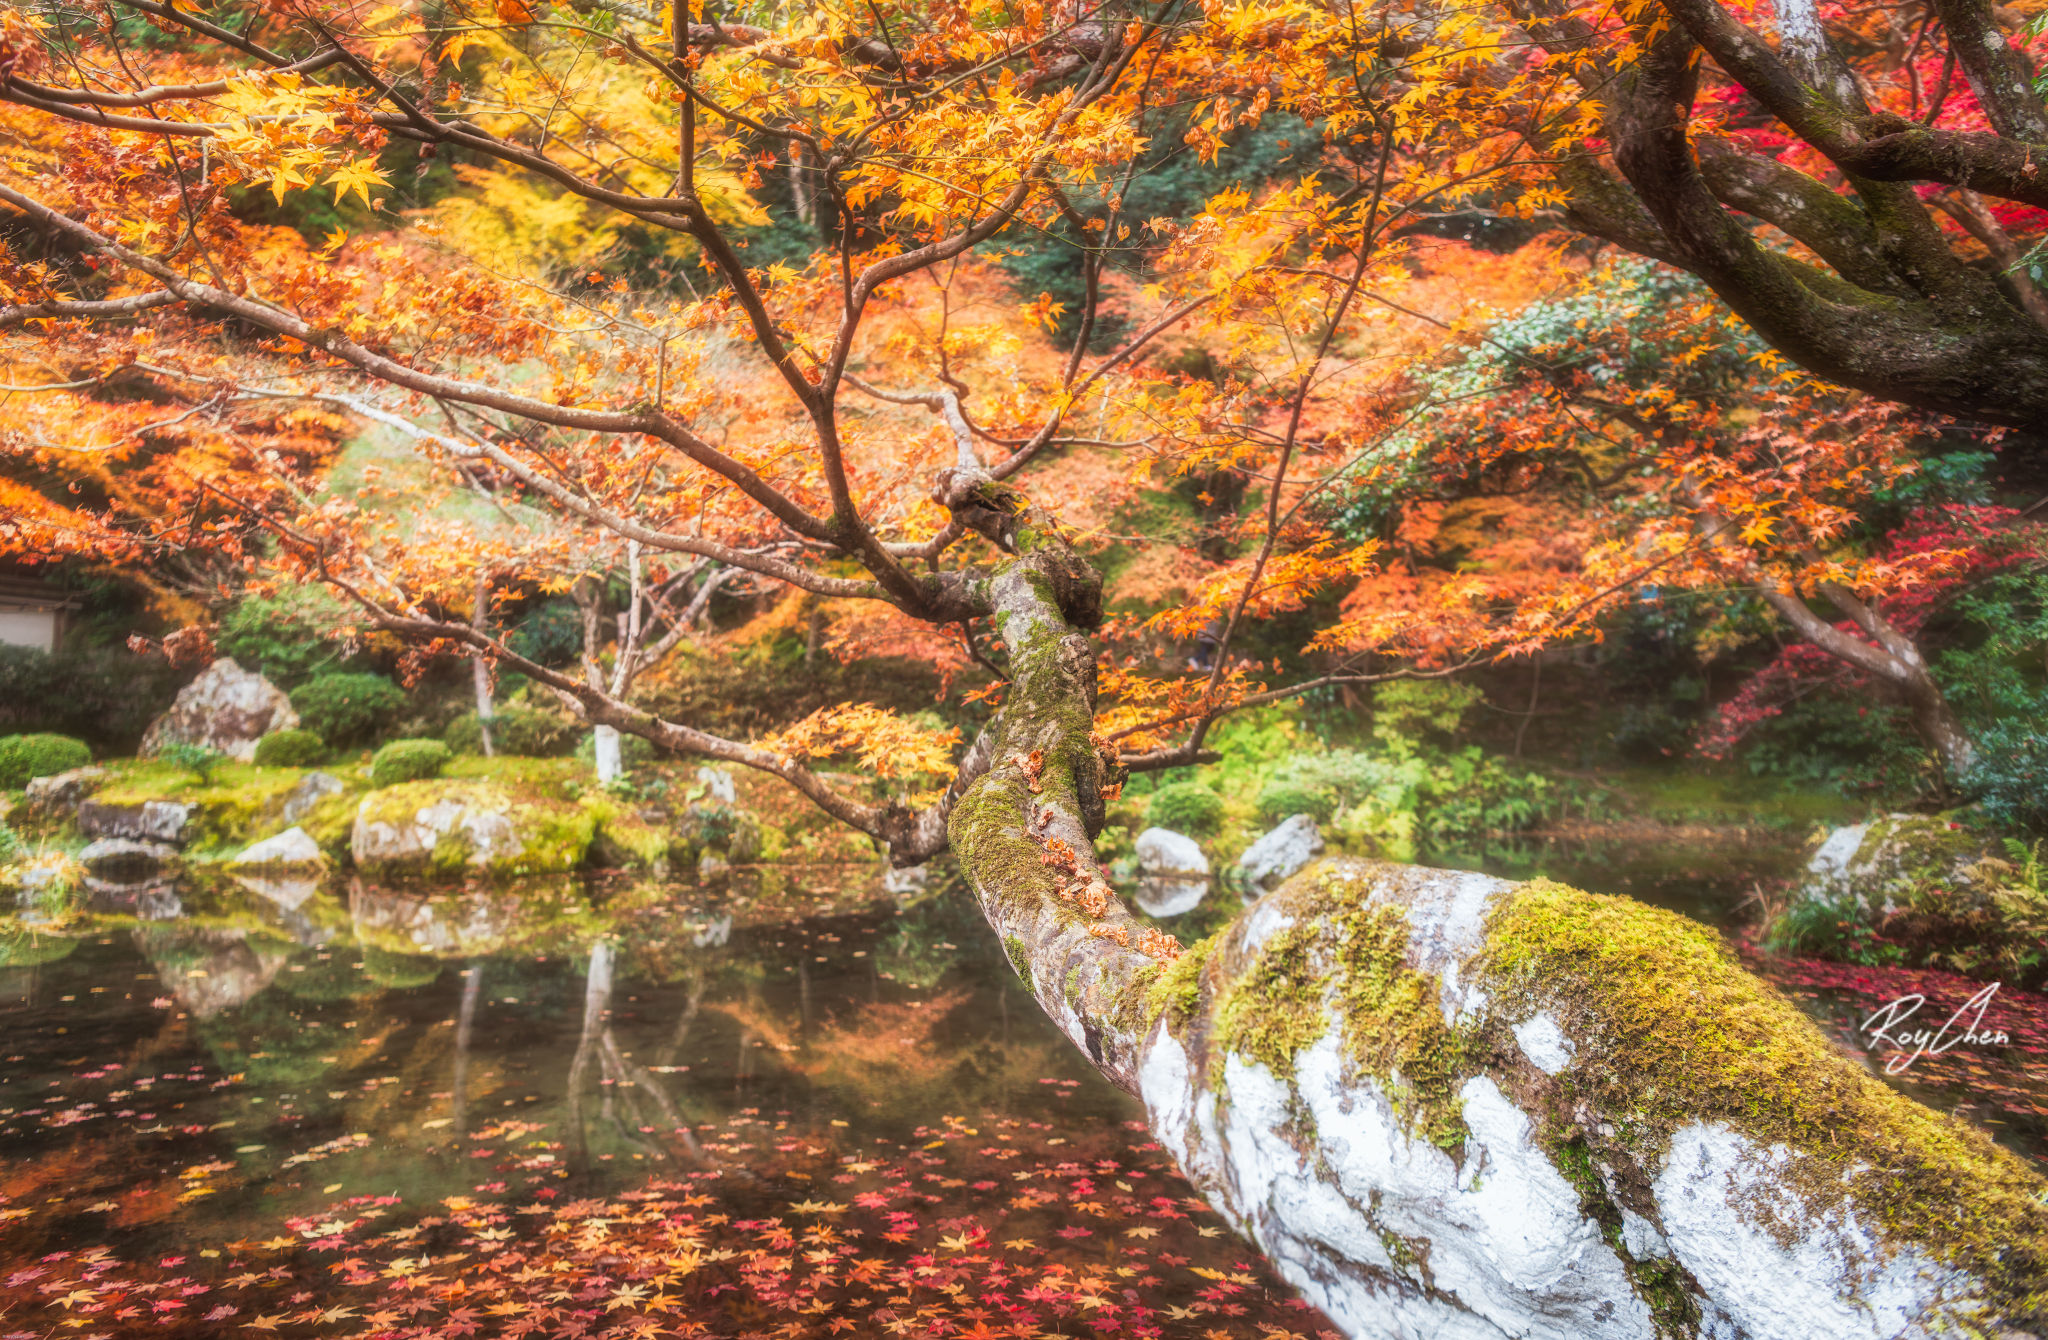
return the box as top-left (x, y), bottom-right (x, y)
top-left (1485, 879), bottom-right (2048, 1319)
top-left (421, 29), bottom-right (764, 274)
top-left (599, 812), bottom-right (675, 871)
top-left (1333, 902), bottom-right (1470, 1149)
top-left (1213, 921), bottom-right (1329, 1075)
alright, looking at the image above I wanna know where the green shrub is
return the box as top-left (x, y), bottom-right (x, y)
top-left (1256, 750), bottom-right (1388, 822)
top-left (445, 706), bottom-right (580, 757)
top-left (215, 587), bottom-right (353, 688)
top-left (0, 822), bottom-right (21, 863)
top-left (253, 728), bottom-right (327, 768)
top-left (370, 739), bottom-right (452, 788)
top-left (291, 673), bottom-right (409, 748)
top-left (1968, 720), bottom-right (2048, 833)
top-left (0, 733), bottom-right (92, 789)
top-left (1147, 781), bottom-right (1225, 834)
top-left (156, 740), bottom-right (227, 784)
top-left (0, 645), bottom-right (180, 752)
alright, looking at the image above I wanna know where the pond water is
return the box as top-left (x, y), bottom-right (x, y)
top-left (1, 868), bottom-right (1327, 1338)
top-left (3, 844), bottom-right (2045, 1337)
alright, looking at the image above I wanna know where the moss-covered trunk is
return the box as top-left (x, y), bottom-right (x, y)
top-left (949, 535), bottom-right (2048, 1338)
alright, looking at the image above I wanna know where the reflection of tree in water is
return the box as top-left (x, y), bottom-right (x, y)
top-left (562, 940), bottom-right (733, 1177)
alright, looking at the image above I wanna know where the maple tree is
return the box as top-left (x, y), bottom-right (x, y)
top-left (1498, 0), bottom-right (2048, 429)
top-left (5, 0), bottom-right (2048, 1328)
top-left (1321, 249), bottom-right (2039, 778)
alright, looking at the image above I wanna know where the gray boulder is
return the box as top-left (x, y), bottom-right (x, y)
top-left (25, 765), bottom-right (105, 814)
top-left (1237, 814), bottom-right (1326, 897)
top-left (77, 798), bottom-right (191, 844)
top-left (1798, 813), bottom-right (1995, 917)
top-left (280, 771), bottom-right (345, 825)
top-left (230, 826), bottom-right (324, 869)
top-left (140, 657), bottom-right (299, 763)
top-left (351, 779), bottom-right (600, 877)
top-left (1137, 826), bottom-right (1209, 878)
top-left (1136, 827), bottom-right (1210, 918)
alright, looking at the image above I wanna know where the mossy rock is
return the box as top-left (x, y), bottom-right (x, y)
top-left (350, 778), bottom-right (605, 878)
top-left (592, 812), bottom-right (680, 873)
top-left (1160, 857), bottom-right (2048, 1333)
top-left (90, 761), bottom-right (325, 852)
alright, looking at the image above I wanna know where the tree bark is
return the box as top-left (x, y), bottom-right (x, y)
top-left (947, 506), bottom-right (2045, 1336)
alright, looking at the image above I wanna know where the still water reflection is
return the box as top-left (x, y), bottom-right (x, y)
top-left (1, 870), bottom-right (1329, 1338)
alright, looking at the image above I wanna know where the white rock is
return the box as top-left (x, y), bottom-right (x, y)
top-left (1653, 1123), bottom-right (1966, 1339)
top-left (140, 657), bottom-right (298, 762)
top-left (1807, 822), bottom-right (1868, 879)
top-left (76, 798), bottom-right (192, 844)
top-left (697, 766), bottom-right (737, 805)
top-left (1237, 814), bottom-right (1326, 895)
top-left (1512, 1012), bottom-right (1575, 1075)
top-left (230, 826), bottom-right (325, 869)
top-left (1136, 827), bottom-right (1209, 877)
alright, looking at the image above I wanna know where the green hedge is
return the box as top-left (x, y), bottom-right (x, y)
top-left (0, 733), bottom-right (92, 789)
top-left (1147, 781), bottom-right (1225, 835)
top-left (253, 728), bottom-right (327, 768)
top-left (290, 673), bottom-right (409, 748)
top-left (370, 738), bottom-right (451, 788)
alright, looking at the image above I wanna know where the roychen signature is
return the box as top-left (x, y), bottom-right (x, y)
top-left (1859, 983), bottom-right (2010, 1075)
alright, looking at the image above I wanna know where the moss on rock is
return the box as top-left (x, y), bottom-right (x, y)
top-left (1483, 877), bottom-right (2048, 1324)
top-left (352, 779), bottom-right (604, 878)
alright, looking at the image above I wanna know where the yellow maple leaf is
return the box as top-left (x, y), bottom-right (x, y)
top-left (327, 158), bottom-right (390, 211)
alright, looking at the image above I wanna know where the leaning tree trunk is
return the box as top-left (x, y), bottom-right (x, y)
top-left (949, 510), bottom-right (2047, 1338)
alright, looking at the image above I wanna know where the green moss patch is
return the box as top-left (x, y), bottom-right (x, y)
top-left (1484, 878), bottom-right (2048, 1323)
top-left (1214, 920), bottom-right (1329, 1076)
top-left (1143, 930), bottom-right (1218, 1028)
top-left (1206, 890), bottom-right (1475, 1151)
top-left (1332, 902), bottom-right (1472, 1150)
